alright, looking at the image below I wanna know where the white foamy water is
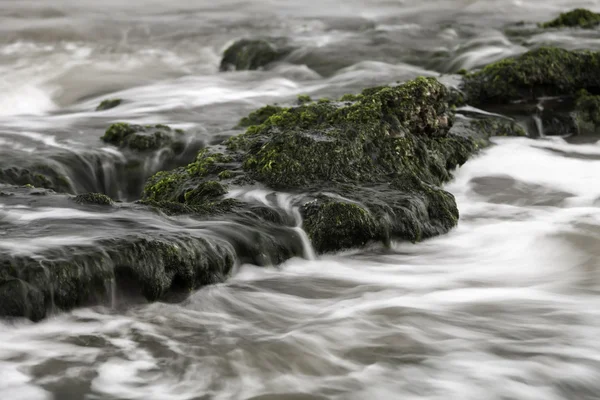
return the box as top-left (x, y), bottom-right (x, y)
top-left (1, 0), bottom-right (600, 399)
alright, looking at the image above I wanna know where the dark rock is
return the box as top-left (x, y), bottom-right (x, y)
top-left (574, 90), bottom-right (600, 135)
top-left (143, 77), bottom-right (481, 254)
top-left (540, 8), bottom-right (600, 29)
top-left (462, 47), bottom-right (600, 105)
top-left (219, 38), bottom-right (292, 71)
top-left (73, 192), bottom-right (114, 206)
top-left (96, 98), bottom-right (122, 111)
top-left (101, 123), bottom-right (186, 152)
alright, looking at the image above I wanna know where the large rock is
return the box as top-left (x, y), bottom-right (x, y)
top-left (142, 77), bottom-right (481, 253)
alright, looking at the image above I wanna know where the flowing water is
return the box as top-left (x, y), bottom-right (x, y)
top-left (1, 0), bottom-right (600, 399)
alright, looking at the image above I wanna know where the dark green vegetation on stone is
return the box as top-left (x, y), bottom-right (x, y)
top-left (540, 8), bottom-right (600, 29)
top-left (0, 165), bottom-right (72, 193)
top-left (574, 90), bottom-right (600, 135)
top-left (462, 47), bottom-right (600, 105)
top-left (219, 39), bottom-right (291, 71)
top-left (143, 77), bottom-right (484, 253)
top-left (73, 192), bottom-right (114, 206)
top-left (102, 123), bottom-right (186, 152)
top-left (238, 105), bottom-right (284, 128)
top-left (96, 98), bottom-right (122, 111)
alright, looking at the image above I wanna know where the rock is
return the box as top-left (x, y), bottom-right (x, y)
top-left (219, 38), bottom-right (292, 71)
top-left (143, 77), bottom-right (481, 253)
top-left (462, 47), bottom-right (600, 105)
top-left (574, 90), bottom-right (600, 135)
top-left (0, 165), bottom-right (73, 193)
top-left (469, 115), bottom-right (528, 137)
top-left (73, 192), bottom-right (114, 206)
top-left (540, 8), bottom-right (600, 29)
top-left (101, 123), bottom-right (186, 152)
top-left (96, 98), bottom-right (122, 111)
top-left (0, 188), bottom-right (306, 320)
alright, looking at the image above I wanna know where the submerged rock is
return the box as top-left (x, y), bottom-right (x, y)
top-left (219, 38), bottom-right (292, 71)
top-left (101, 123), bottom-right (186, 152)
top-left (96, 98), bottom-right (122, 111)
top-left (0, 187), bottom-right (306, 320)
top-left (0, 165), bottom-right (73, 193)
top-left (73, 192), bottom-right (114, 206)
top-left (540, 8), bottom-right (600, 29)
top-left (462, 47), bottom-right (600, 105)
top-left (574, 90), bottom-right (600, 135)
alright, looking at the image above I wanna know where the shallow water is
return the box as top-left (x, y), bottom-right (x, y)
top-left (1, 0), bottom-right (600, 399)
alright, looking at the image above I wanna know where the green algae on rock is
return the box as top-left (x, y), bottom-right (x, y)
top-left (462, 47), bottom-right (600, 105)
top-left (238, 105), bottom-right (285, 128)
top-left (73, 192), bottom-right (114, 206)
top-left (142, 77), bottom-right (484, 253)
top-left (219, 38), bottom-right (291, 71)
top-left (96, 98), bottom-right (122, 111)
top-left (102, 123), bottom-right (186, 152)
top-left (0, 165), bottom-right (73, 193)
top-left (574, 90), bottom-right (600, 135)
top-left (540, 8), bottom-right (600, 29)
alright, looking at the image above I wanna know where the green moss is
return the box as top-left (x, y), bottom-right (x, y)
top-left (218, 170), bottom-right (234, 180)
top-left (0, 165), bottom-right (73, 194)
top-left (238, 105), bottom-right (285, 128)
top-left (236, 77), bottom-right (462, 189)
top-left (297, 94), bottom-right (312, 104)
top-left (463, 47), bottom-right (600, 105)
top-left (457, 68), bottom-right (468, 75)
top-left (540, 8), bottom-right (600, 29)
top-left (338, 93), bottom-right (362, 102)
top-left (139, 77), bottom-right (481, 254)
top-left (186, 149), bottom-right (233, 177)
top-left (102, 123), bottom-right (184, 152)
top-left (302, 198), bottom-right (379, 253)
top-left (96, 98), bottom-right (122, 111)
top-left (574, 89), bottom-right (600, 134)
top-left (73, 193), bottom-right (114, 206)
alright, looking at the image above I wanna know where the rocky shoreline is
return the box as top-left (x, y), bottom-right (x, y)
top-left (1, 9), bottom-right (600, 321)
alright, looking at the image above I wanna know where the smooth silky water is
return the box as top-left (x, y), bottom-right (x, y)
top-left (0, 0), bottom-right (599, 399)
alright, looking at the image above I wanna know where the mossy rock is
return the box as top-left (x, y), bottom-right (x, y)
top-left (302, 197), bottom-right (380, 253)
top-left (0, 165), bottom-right (73, 194)
top-left (73, 192), bottom-right (114, 206)
top-left (238, 105), bottom-right (285, 128)
top-left (238, 77), bottom-right (464, 189)
top-left (301, 174), bottom-right (459, 253)
top-left (574, 90), bottom-right (600, 135)
top-left (219, 38), bottom-right (291, 71)
top-left (101, 123), bottom-right (186, 152)
top-left (142, 77), bottom-right (482, 253)
top-left (96, 98), bottom-right (122, 111)
top-left (540, 8), bottom-right (600, 29)
top-left (462, 47), bottom-right (600, 105)
top-left (0, 234), bottom-right (236, 320)
top-left (470, 116), bottom-right (527, 137)
top-left (142, 149), bottom-right (236, 203)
